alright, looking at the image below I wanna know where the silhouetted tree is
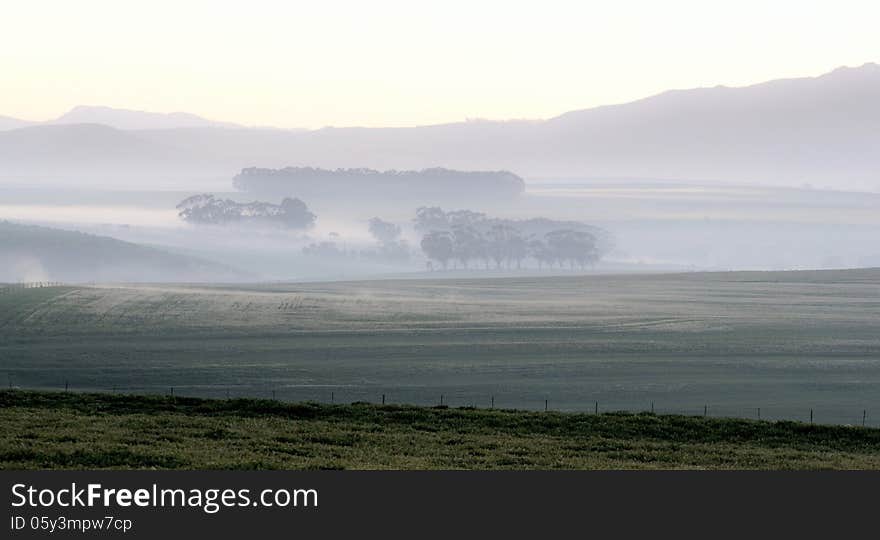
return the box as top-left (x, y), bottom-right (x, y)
top-left (368, 217), bottom-right (402, 244)
top-left (451, 225), bottom-right (482, 269)
top-left (486, 224), bottom-right (518, 268)
top-left (414, 207), bottom-right (449, 232)
top-left (508, 232), bottom-right (528, 269)
top-left (363, 217), bottom-right (410, 262)
top-left (420, 231), bottom-right (454, 270)
top-left (277, 197), bottom-right (317, 229)
top-left (545, 229), bottom-right (599, 269)
top-left (528, 238), bottom-right (551, 269)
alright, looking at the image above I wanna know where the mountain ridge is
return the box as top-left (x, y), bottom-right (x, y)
top-left (52, 105), bottom-right (244, 130)
top-left (1, 63), bottom-right (877, 190)
top-left (3, 63), bottom-right (877, 132)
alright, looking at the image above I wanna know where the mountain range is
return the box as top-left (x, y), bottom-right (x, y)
top-left (1, 63), bottom-right (878, 190)
top-left (1, 105), bottom-right (243, 130)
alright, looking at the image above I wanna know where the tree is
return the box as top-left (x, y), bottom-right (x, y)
top-left (420, 231), bottom-right (454, 270)
top-left (447, 209), bottom-right (486, 229)
top-left (368, 217), bottom-right (402, 244)
top-left (486, 224), bottom-right (519, 269)
top-left (414, 208), bottom-right (608, 272)
top-left (544, 229), bottom-right (598, 269)
top-left (528, 238), bottom-right (551, 269)
top-left (278, 197), bottom-right (317, 229)
top-left (414, 207), bottom-right (449, 232)
top-left (451, 225), bottom-right (482, 269)
top-left (508, 232), bottom-right (528, 270)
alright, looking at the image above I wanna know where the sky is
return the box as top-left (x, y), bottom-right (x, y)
top-left (1, 0), bottom-right (878, 129)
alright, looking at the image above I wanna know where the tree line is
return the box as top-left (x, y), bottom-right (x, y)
top-left (298, 207), bottom-right (609, 269)
top-left (232, 166), bottom-right (526, 201)
top-left (416, 207), bottom-right (607, 270)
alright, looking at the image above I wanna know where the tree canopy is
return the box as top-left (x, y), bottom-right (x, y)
top-left (232, 167), bottom-right (526, 201)
top-left (176, 194), bottom-right (316, 229)
top-left (415, 207), bottom-right (609, 270)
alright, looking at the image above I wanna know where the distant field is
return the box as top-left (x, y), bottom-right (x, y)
top-left (4, 391), bottom-right (880, 470)
top-left (2, 269), bottom-right (880, 425)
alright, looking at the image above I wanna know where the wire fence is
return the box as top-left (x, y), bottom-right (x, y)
top-left (5, 380), bottom-right (877, 429)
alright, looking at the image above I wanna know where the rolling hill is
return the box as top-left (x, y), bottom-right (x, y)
top-left (0, 221), bottom-right (247, 282)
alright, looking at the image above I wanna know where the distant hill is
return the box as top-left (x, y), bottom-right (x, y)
top-left (0, 115), bottom-right (34, 131)
top-left (51, 105), bottom-right (243, 130)
top-left (1, 63), bottom-right (878, 190)
top-left (0, 105), bottom-right (242, 131)
top-left (0, 221), bottom-right (247, 282)
top-left (0, 124), bottom-right (199, 175)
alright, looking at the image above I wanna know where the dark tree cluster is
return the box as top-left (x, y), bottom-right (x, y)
top-left (176, 194), bottom-right (316, 229)
top-left (232, 167), bottom-right (526, 201)
top-left (416, 207), bottom-right (608, 270)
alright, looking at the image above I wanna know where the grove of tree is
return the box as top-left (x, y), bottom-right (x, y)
top-left (177, 194), bottom-right (316, 229)
top-left (416, 207), bottom-right (608, 270)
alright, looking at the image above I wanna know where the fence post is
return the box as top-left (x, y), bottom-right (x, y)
top-left (595, 401), bottom-right (598, 415)
top-left (64, 381), bottom-right (69, 393)
top-left (757, 407), bottom-right (761, 420)
top-left (170, 387), bottom-right (174, 397)
top-left (810, 409), bottom-right (813, 424)
top-left (440, 394), bottom-right (444, 406)
top-left (491, 395), bottom-right (494, 409)
top-left (382, 394), bottom-right (386, 405)
top-left (545, 399), bottom-right (548, 412)
top-left (331, 391), bottom-right (334, 404)
top-left (651, 401), bottom-right (654, 414)
top-left (863, 410), bottom-right (867, 427)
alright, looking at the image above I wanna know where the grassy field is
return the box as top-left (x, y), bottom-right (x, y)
top-left (3, 390), bottom-right (880, 469)
top-left (2, 269), bottom-right (880, 425)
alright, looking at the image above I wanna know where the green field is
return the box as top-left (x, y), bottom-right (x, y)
top-left (3, 390), bottom-right (880, 469)
top-left (2, 269), bottom-right (880, 426)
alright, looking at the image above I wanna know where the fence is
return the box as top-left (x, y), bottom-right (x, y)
top-left (4, 379), bottom-right (876, 429)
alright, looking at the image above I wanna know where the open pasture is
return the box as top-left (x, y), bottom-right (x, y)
top-left (2, 269), bottom-right (880, 425)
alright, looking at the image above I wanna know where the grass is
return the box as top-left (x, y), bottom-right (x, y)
top-left (3, 271), bottom-right (880, 424)
top-left (3, 390), bottom-right (880, 469)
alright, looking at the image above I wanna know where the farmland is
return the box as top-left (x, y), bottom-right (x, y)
top-left (2, 269), bottom-right (880, 426)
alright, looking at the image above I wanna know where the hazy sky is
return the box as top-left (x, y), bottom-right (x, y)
top-left (2, 0), bottom-right (878, 128)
